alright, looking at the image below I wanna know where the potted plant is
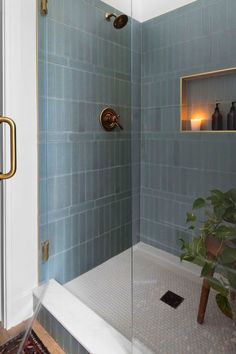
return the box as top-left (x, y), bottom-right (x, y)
top-left (180, 189), bottom-right (236, 320)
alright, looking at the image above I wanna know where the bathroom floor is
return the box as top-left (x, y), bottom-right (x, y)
top-left (0, 321), bottom-right (64, 354)
top-left (65, 243), bottom-right (236, 354)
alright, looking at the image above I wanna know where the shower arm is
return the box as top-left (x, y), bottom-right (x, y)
top-left (113, 116), bottom-right (123, 130)
top-left (105, 13), bottom-right (117, 21)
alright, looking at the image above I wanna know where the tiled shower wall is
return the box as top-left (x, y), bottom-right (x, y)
top-left (140, 0), bottom-right (236, 255)
top-left (39, 0), bottom-right (236, 279)
top-left (39, 0), bottom-right (135, 283)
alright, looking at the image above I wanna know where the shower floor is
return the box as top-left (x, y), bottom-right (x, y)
top-left (65, 243), bottom-right (236, 354)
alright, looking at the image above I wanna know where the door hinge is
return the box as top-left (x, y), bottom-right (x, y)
top-left (41, 0), bottom-right (48, 16)
top-left (41, 240), bottom-right (50, 263)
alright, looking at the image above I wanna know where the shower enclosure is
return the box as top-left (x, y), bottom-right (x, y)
top-left (22, 0), bottom-right (236, 353)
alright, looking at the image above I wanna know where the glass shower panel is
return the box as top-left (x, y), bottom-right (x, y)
top-left (38, 0), bottom-right (134, 352)
top-left (134, 0), bottom-right (236, 353)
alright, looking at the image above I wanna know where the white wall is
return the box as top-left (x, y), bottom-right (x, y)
top-left (101, 0), bottom-right (132, 17)
top-left (103, 0), bottom-right (197, 22)
top-left (3, 0), bottom-right (38, 329)
top-left (137, 0), bottom-right (197, 22)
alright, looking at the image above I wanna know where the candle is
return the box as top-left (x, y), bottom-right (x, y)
top-left (191, 118), bottom-right (202, 131)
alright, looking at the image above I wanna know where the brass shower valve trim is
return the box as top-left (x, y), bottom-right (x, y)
top-left (100, 108), bottom-right (124, 131)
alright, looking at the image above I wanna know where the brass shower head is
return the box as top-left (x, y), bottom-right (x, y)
top-left (105, 13), bottom-right (128, 29)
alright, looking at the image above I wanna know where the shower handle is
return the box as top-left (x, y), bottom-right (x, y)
top-left (115, 120), bottom-right (123, 130)
top-left (110, 114), bottom-right (124, 130)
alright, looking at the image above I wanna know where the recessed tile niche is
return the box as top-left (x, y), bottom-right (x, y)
top-left (181, 67), bottom-right (236, 132)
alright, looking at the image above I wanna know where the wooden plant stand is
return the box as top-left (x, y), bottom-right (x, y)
top-left (197, 235), bottom-right (235, 324)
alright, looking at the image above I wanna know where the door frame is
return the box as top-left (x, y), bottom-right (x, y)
top-left (0, 0), bottom-right (3, 324)
top-left (1, 0), bottom-right (38, 329)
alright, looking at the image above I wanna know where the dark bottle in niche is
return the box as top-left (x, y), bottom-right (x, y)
top-left (212, 103), bottom-right (223, 131)
top-left (227, 102), bottom-right (236, 130)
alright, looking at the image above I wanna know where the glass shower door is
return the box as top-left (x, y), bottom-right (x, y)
top-left (37, 0), bottom-right (134, 353)
top-left (36, 0), bottom-right (236, 353)
top-left (132, 0), bottom-right (236, 353)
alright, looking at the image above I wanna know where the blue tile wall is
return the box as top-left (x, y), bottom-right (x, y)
top-left (38, 0), bottom-right (236, 275)
top-left (37, 306), bottom-right (89, 354)
top-left (140, 0), bottom-right (236, 255)
top-left (38, 0), bottom-right (135, 284)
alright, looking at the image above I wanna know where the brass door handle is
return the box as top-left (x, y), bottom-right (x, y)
top-left (0, 116), bottom-right (17, 180)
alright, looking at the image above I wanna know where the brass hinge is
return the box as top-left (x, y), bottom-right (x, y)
top-left (41, 0), bottom-right (48, 16)
top-left (41, 241), bottom-right (50, 263)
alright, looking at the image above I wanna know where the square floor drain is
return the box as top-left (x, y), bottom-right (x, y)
top-left (160, 290), bottom-right (184, 309)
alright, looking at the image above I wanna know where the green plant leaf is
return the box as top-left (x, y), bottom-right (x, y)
top-left (222, 197), bottom-right (234, 209)
top-left (215, 293), bottom-right (233, 319)
top-left (193, 256), bottom-right (205, 267)
top-left (191, 237), bottom-right (198, 255)
top-left (211, 190), bottom-right (224, 198)
top-left (214, 205), bottom-right (225, 220)
top-left (179, 239), bottom-right (186, 251)
top-left (207, 277), bottom-right (228, 297)
top-left (186, 212), bottom-right (196, 223)
top-left (227, 268), bottom-right (236, 291)
top-left (207, 190), bottom-right (225, 207)
top-left (228, 189), bottom-right (236, 202)
top-left (223, 208), bottom-right (236, 224)
top-left (191, 236), bottom-right (205, 257)
top-left (201, 262), bottom-right (214, 277)
top-left (188, 225), bottom-right (195, 230)
top-left (193, 198), bottom-right (206, 210)
top-left (216, 225), bottom-right (236, 239)
top-left (181, 254), bottom-right (195, 262)
top-left (198, 242), bottom-right (207, 259)
top-left (207, 195), bottom-right (218, 205)
top-left (219, 248), bottom-right (236, 265)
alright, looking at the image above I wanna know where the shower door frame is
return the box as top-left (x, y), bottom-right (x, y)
top-left (0, 0), bottom-right (4, 324)
top-left (0, 0), bottom-right (38, 330)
